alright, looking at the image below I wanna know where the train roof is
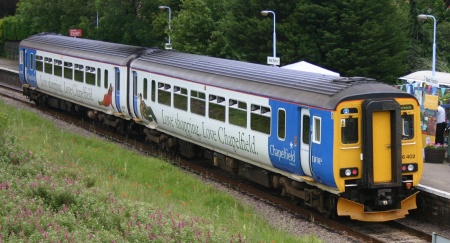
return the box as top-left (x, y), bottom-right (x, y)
top-left (19, 33), bottom-right (145, 66)
top-left (21, 33), bottom-right (415, 110)
top-left (134, 51), bottom-right (415, 110)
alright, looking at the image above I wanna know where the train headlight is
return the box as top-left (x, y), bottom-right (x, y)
top-left (345, 169), bottom-right (352, 176)
top-left (340, 167), bottom-right (358, 177)
top-left (401, 163), bottom-right (418, 172)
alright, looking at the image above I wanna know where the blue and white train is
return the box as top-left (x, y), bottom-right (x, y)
top-left (19, 33), bottom-right (423, 221)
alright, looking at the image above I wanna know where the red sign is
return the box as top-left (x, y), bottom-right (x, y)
top-left (69, 29), bottom-right (82, 37)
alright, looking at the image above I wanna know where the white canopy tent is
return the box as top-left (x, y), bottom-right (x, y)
top-left (400, 70), bottom-right (450, 87)
top-left (282, 61), bottom-right (340, 77)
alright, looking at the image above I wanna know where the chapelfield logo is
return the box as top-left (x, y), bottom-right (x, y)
top-left (269, 144), bottom-right (296, 162)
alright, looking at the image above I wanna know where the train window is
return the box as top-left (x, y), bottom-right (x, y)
top-left (313, 116), bottom-right (321, 143)
top-left (20, 51), bottom-right (23, 64)
top-left (302, 115), bottom-right (310, 144)
top-left (251, 104), bottom-right (271, 134)
top-left (74, 64), bottom-right (83, 82)
top-left (44, 58), bottom-right (53, 74)
top-left (229, 99), bottom-right (247, 128)
top-left (341, 117), bottom-right (358, 144)
top-left (96, 68), bottom-right (101, 87)
top-left (54, 60), bottom-right (62, 77)
top-left (30, 53), bottom-right (34, 70)
top-left (191, 90), bottom-right (205, 116)
top-left (174, 86), bottom-right (188, 111)
top-left (158, 82), bottom-right (171, 106)
top-left (209, 95), bottom-right (225, 122)
top-left (64, 62), bottom-right (73, 80)
top-left (115, 68), bottom-right (120, 91)
top-left (151, 80), bottom-right (156, 102)
top-left (104, 69), bottom-right (108, 88)
top-left (143, 78), bottom-right (148, 100)
top-left (35, 56), bottom-right (43, 71)
top-left (133, 72), bottom-right (138, 96)
top-left (401, 113), bottom-right (414, 140)
top-left (278, 109), bottom-right (286, 140)
top-left (86, 66), bottom-right (95, 85)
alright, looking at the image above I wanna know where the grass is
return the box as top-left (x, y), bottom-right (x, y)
top-left (0, 99), bottom-right (322, 242)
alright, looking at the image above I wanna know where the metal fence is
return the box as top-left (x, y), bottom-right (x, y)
top-left (2, 41), bottom-right (20, 60)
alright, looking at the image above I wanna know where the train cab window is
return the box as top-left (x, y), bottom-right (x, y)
top-left (96, 68), bottom-right (101, 87)
top-left (401, 113), bottom-right (415, 140)
top-left (340, 107), bottom-right (359, 144)
top-left (54, 60), bottom-right (62, 77)
top-left (86, 66), bottom-right (96, 85)
top-left (64, 62), bottom-right (73, 80)
top-left (158, 82), bottom-right (171, 106)
top-left (20, 51), bottom-right (23, 65)
top-left (313, 116), bottom-right (321, 143)
top-left (44, 57), bottom-right (52, 74)
top-left (191, 90), bottom-right (205, 116)
top-left (251, 104), bottom-right (271, 134)
top-left (278, 109), bottom-right (286, 140)
top-left (104, 69), bottom-right (108, 88)
top-left (74, 64), bottom-right (84, 82)
top-left (229, 99), bottom-right (247, 128)
top-left (35, 55), bottom-right (43, 71)
top-left (341, 117), bottom-right (358, 144)
top-left (209, 95), bottom-right (225, 122)
top-left (143, 78), bottom-right (148, 99)
top-left (174, 86), bottom-right (188, 111)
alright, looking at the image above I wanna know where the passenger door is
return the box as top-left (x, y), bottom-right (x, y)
top-left (300, 108), bottom-right (312, 176)
top-left (362, 99), bottom-right (402, 188)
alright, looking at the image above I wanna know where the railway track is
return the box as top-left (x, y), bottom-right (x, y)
top-left (0, 80), bottom-right (434, 242)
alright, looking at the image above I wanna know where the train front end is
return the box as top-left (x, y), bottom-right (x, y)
top-left (333, 96), bottom-right (423, 221)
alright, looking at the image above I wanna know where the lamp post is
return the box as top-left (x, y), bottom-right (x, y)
top-left (159, 6), bottom-right (172, 50)
top-left (261, 10), bottom-right (279, 66)
top-left (418, 14), bottom-right (437, 79)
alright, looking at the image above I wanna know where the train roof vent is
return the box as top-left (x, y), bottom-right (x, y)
top-left (332, 76), bottom-right (376, 83)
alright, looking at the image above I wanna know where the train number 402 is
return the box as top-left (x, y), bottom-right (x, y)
top-left (402, 154), bottom-right (415, 159)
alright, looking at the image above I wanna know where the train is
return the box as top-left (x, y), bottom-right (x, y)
top-left (19, 33), bottom-right (423, 222)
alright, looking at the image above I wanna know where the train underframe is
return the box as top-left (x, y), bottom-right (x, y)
top-left (23, 90), bottom-right (417, 221)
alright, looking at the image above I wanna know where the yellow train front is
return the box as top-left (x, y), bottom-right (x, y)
top-left (333, 96), bottom-right (422, 221)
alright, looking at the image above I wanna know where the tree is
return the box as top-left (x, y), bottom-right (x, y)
top-left (0, 0), bottom-right (19, 18)
top-left (291, 0), bottom-right (409, 83)
top-left (170, 0), bottom-right (216, 54)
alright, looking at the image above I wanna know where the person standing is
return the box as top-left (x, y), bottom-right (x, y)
top-left (435, 102), bottom-right (446, 145)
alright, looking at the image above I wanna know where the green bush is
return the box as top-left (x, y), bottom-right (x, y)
top-left (2, 16), bottom-right (31, 41)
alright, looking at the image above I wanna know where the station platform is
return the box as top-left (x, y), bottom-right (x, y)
top-left (0, 58), bottom-right (18, 73)
top-left (419, 160), bottom-right (450, 199)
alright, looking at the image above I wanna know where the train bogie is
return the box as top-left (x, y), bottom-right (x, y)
top-left (19, 33), bottom-right (423, 222)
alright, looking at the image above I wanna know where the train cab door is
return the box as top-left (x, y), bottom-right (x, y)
top-left (300, 108), bottom-right (313, 176)
top-left (114, 67), bottom-right (122, 113)
top-left (362, 99), bottom-right (402, 188)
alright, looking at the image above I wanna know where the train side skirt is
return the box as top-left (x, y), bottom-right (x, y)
top-left (336, 192), bottom-right (419, 222)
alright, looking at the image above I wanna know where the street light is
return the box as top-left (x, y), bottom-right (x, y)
top-left (261, 10), bottom-right (279, 66)
top-left (159, 6), bottom-right (172, 50)
top-left (418, 14), bottom-right (437, 79)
